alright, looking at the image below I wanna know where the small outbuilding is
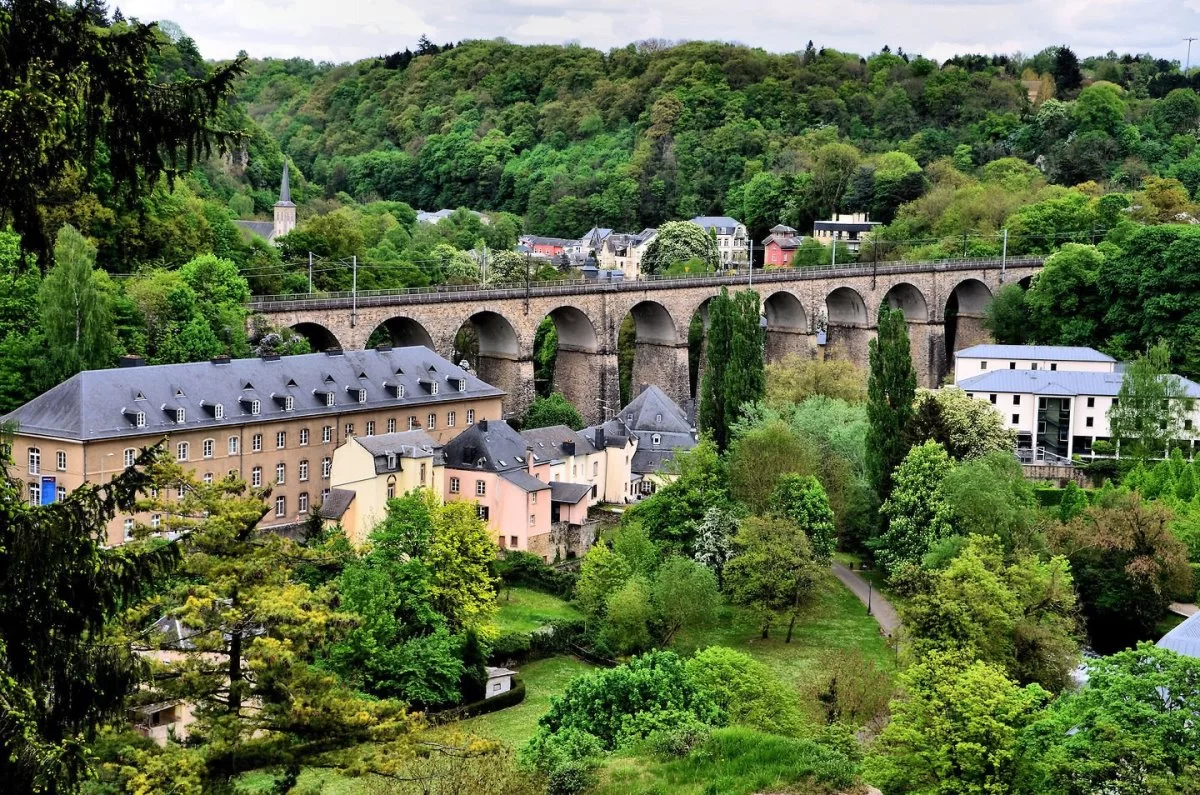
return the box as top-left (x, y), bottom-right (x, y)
top-left (484, 666), bottom-right (518, 699)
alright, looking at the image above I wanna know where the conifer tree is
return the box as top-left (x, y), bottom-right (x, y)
top-left (866, 305), bottom-right (917, 503)
top-left (699, 288), bottom-right (765, 451)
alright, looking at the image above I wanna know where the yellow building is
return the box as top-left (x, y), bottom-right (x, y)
top-left (324, 430), bottom-right (444, 544)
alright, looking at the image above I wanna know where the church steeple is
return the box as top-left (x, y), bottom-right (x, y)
top-left (272, 159), bottom-right (296, 240)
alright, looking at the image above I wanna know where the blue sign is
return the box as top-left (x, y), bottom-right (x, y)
top-left (40, 476), bottom-right (56, 505)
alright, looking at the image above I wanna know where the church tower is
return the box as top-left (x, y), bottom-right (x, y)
top-left (272, 159), bottom-right (296, 240)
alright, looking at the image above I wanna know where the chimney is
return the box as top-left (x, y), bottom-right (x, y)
top-left (119, 354), bottom-right (146, 368)
top-left (563, 440), bottom-right (576, 456)
top-left (478, 419), bottom-right (488, 432)
top-left (594, 428), bottom-right (605, 449)
top-left (526, 444), bottom-right (535, 475)
top-left (211, 355), bottom-right (231, 365)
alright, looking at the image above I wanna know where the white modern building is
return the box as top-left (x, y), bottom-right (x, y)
top-left (954, 345), bottom-right (1200, 462)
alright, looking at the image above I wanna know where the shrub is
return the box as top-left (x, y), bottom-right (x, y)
top-left (496, 550), bottom-right (576, 597)
top-left (546, 760), bottom-right (597, 795)
top-left (646, 716), bottom-right (712, 759)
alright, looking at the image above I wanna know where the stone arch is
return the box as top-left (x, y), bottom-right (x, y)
top-left (290, 321), bottom-right (342, 352)
top-left (945, 278), bottom-right (996, 369)
top-left (368, 316), bottom-right (435, 351)
top-left (454, 311), bottom-right (528, 419)
top-left (882, 282), bottom-right (929, 322)
top-left (538, 305), bottom-right (613, 424)
top-left (825, 286), bottom-right (869, 326)
top-left (763, 290), bottom-right (814, 365)
top-left (685, 296), bottom-right (719, 401)
top-left (620, 300), bottom-right (687, 410)
top-left (544, 305), bottom-right (599, 352)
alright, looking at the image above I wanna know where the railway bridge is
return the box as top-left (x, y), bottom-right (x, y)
top-left (248, 257), bottom-right (1043, 423)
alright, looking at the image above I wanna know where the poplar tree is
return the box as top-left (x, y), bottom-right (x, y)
top-left (699, 288), bottom-right (765, 451)
top-left (39, 225), bottom-right (117, 382)
top-left (866, 305), bottom-right (917, 503)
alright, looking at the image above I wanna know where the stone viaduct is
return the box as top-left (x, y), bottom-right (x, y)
top-left (248, 257), bottom-right (1043, 424)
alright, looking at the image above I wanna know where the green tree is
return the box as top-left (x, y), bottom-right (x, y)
top-left (1154, 88), bottom-right (1200, 137)
top-left (939, 452), bottom-right (1037, 549)
top-left (1057, 481), bottom-right (1089, 523)
top-left (692, 504), bottom-right (742, 589)
top-left (1025, 244), bottom-right (1105, 346)
top-left (623, 439), bottom-right (728, 553)
top-left (1051, 45), bottom-right (1082, 94)
top-left (1108, 342), bottom-right (1194, 462)
top-left (764, 354), bottom-right (866, 406)
top-left (601, 576), bottom-right (654, 655)
top-left (699, 288), bottom-right (765, 452)
top-left (866, 652), bottom-right (1049, 795)
top-left (423, 498), bottom-right (498, 630)
top-left (866, 305), bottom-right (917, 503)
top-left (768, 474), bottom-right (837, 563)
top-left (651, 556), bottom-right (719, 646)
top-left (876, 441), bottom-right (955, 574)
top-left (485, 249), bottom-right (529, 285)
top-left (724, 515), bottom-right (821, 642)
top-left (983, 283), bottom-right (1031, 345)
top-left (684, 646), bottom-right (803, 736)
top-left (726, 419), bottom-right (820, 513)
top-left (641, 221), bottom-right (719, 276)
top-left (521, 392), bottom-right (585, 430)
top-left (38, 225), bottom-right (117, 382)
top-left (575, 542), bottom-right (632, 624)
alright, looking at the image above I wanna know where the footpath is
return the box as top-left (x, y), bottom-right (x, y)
top-left (831, 562), bottom-right (900, 637)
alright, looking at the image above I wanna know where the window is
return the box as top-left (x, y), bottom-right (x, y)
top-left (492, 683), bottom-right (501, 693)
top-left (56, 484), bottom-right (65, 502)
top-left (322, 457), bottom-right (331, 478)
top-left (250, 399), bottom-right (260, 416)
top-left (419, 462), bottom-right (427, 485)
top-left (1031, 363), bottom-right (1039, 370)
top-left (1012, 414), bottom-right (1020, 424)
top-left (457, 378), bottom-right (467, 392)
top-left (652, 434), bottom-right (661, 446)
top-left (387, 418), bottom-right (396, 433)
top-left (135, 411), bottom-right (146, 427)
top-left (1086, 417), bottom-right (1094, 428)
top-left (430, 382), bottom-right (439, 395)
top-left (427, 413), bottom-right (436, 430)
top-left (228, 468), bottom-right (238, 479)
top-left (357, 388), bottom-right (367, 404)
top-left (124, 448), bottom-right (136, 467)
top-left (531, 491), bottom-right (537, 505)
top-left (1009, 362), bottom-right (1016, 370)
top-left (1050, 363), bottom-right (1058, 371)
top-left (56, 450), bottom-right (66, 471)
top-left (28, 481), bottom-right (39, 505)
top-left (299, 492), bottom-right (309, 513)
top-left (325, 392), bottom-right (335, 407)
top-left (252, 434), bottom-right (262, 452)
top-left (366, 420), bottom-right (375, 436)
top-left (656, 413), bottom-right (663, 422)
top-left (1013, 395), bottom-right (1021, 405)
top-left (322, 425), bottom-right (332, 444)
top-left (250, 466), bottom-right (262, 487)
top-left (593, 461), bottom-right (599, 477)
top-left (299, 460), bottom-right (309, 481)
top-left (447, 411), bottom-right (456, 428)
top-left (386, 453), bottom-right (397, 470)
top-left (175, 408), bottom-right (186, 424)
top-left (276, 463), bottom-right (286, 484)
top-left (276, 431), bottom-right (286, 449)
top-left (275, 496), bottom-right (286, 517)
top-left (477, 505), bottom-right (490, 521)
top-left (1087, 397), bottom-right (1096, 408)
top-left (28, 448), bottom-right (39, 474)
top-left (345, 423), bottom-right (354, 438)
top-left (450, 477), bottom-right (460, 494)
top-left (124, 518), bottom-right (134, 538)
top-left (1187, 420), bottom-right (1195, 431)
top-left (467, 409), bottom-right (475, 425)
top-left (228, 436), bottom-right (239, 455)
top-left (177, 442), bottom-right (189, 462)
top-left (151, 513), bottom-right (160, 529)
top-left (408, 416), bottom-right (418, 431)
top-left (387, 477), bottom-right (396, 499)
top-left (214, 403), bottom-right (224, 420)
top-left (203, 472), bottom-right (213, 485)
top-left (197, 439), bottom-right (211, 459)
top-left (284, 395), bottom-right (294, 411)
top-left (476, 480), bottom-right (487, 496)
top-left (513, 535), bottom-right (521, 547)
top-left (980, 361), bottom-right (988, 370)
top-left (322, 489), bottom-right (330, 502)
top-left (299, 428), bottom-right (309, 446)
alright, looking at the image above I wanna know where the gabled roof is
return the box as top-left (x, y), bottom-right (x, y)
top-left (762, 233), bottom-right (805, 250)
top-left (442, 419), bottom-right (533, 473)
top-left (500, 468), bottom-right (551, 493)
top-left (354, 430), bottom-right (444, 473)
top-left (604, 385), bottom-right (696, 475)
top-left (2, 347), bottom-right (503, 442)
top-left (956, 344), bottom-right (1116, 363)
top-left (690, 216), bottom-right (743, 234)
top-left (319, 488), bottom-right (356, 520)
top-left (232, 219), bottom-right (276, 241)
top-left (549, 481), bottom-right (592, 504)
top-left (957, 370), bottom-right (1200, 399)
top-left (520, 425), bottom-right (598, 462)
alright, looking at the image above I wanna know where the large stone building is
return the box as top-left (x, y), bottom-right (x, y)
top-left (589, 384), bottom-right (697, 497)
top-left (1, 346), bottom-right (503, 545)
top-left (233, 160), bottom-right (297, 244)
top-left (690, 216), bottom-right (748, 267)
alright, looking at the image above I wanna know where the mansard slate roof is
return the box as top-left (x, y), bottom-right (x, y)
top-left (601, 385), bottom-right (696, 475)
top-left (690, 216), bottom-right (743, 235)
top-left (958, 370), bottom-right (1200, 398)
top-left (2, 347), bottom-right (504, 442)
top-left (319, 488), bottom-right (357, 520)
top-left (519, 425), bottom-right (599, 462)
top-left (356, 430), bottom-right (444, 473)
top-left (442, 419), bottom-right (532, 473)
top-left (956, 344), bottom-right (1116, 363)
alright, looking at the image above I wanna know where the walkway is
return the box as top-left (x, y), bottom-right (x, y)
top-left (1170, 602), bottom-right (1199, 618)
top-left (832, 562), bottom-right (900, 637)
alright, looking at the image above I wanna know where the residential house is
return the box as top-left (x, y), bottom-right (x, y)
top-left (954, 344), bottom-right (1200, 462)
top-left (596, 228), bottom-right (657, 280)
top-left (812, 213), bottom-right (880, 255)
top-left (590, 385), bottom-right (697, 498)
top-left (233, 160), bottom-right (296, 244)
top-left (519, 424), bottom-right (635, 505)
top-left (1, 346), bottom-right (503, 545)
top-left (323, 430), bottom-right (444, 544)
top-left (761, 224), bottom-right (806, 267)
top-left (519, 235), bottom-right (574, 259)
top-left (690, 216), bottom-right (748, 267)
top-left (564, 227), bottom-right (614, 263)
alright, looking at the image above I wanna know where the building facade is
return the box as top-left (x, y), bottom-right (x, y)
top-left (589, 384), bottom-right (697, 497)
top-left (812, 213), bottom-right (880, 255)
top-left (761, 224), bottom-right (805, 267)
top-left (1, 346), bottom-right (503, 545)
top-left (690, 216), bottom-right (748, 267)
top-left (233, 160), bottom-right (296, 244)
top-left (596, 229), bottom-right (657, 280)
top-left (953, 345), bottom-right (1200, 461)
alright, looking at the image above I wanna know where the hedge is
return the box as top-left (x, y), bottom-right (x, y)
top-left (490, 618), bottom-right (586, 665)
top-left (431, 680), bottom-right (526, 722)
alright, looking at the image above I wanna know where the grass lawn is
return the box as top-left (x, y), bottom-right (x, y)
top-left (460, 655), bottom-right (594, 746)
top-left (593, 727), bottom-right (855, 795)
top-left (494, 586), bottom-right (582, 634)
top-left (672, 571), bottom-right (896, 695)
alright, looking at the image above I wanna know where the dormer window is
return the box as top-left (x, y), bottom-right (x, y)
top-left (457, 378), bottom-right (467, 392)
top-left (429, 381), bottom-right (439, 395)
top-left (134, 391), bottom-right (146, 401)
top-left (175, 408), bottom-right (186, 424)
top-left (386, 453), bottom-right (397, 470)
top-left (357, 389), bottom-right (367, 404)
top-left (214, 403), bottom-right (224, 420)
top-left (327, 392), bottom-right (335, 406)
top-left (175, 388), bottom-right (186, 399)
top-left (656, 413), bottom-right (662, 422)
top-left (285, 396), bottom-right (294, 411)
top-left (251, 400), bottom-right (260, 415)
top-left (652, 434), bottom-right (661, 446)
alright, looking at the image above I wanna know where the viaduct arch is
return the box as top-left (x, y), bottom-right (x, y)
top-left (251, 258), bottom-right (1043, 423)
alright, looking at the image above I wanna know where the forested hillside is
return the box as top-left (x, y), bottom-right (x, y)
top-left (233, 39), bottom-right (1200, 242)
